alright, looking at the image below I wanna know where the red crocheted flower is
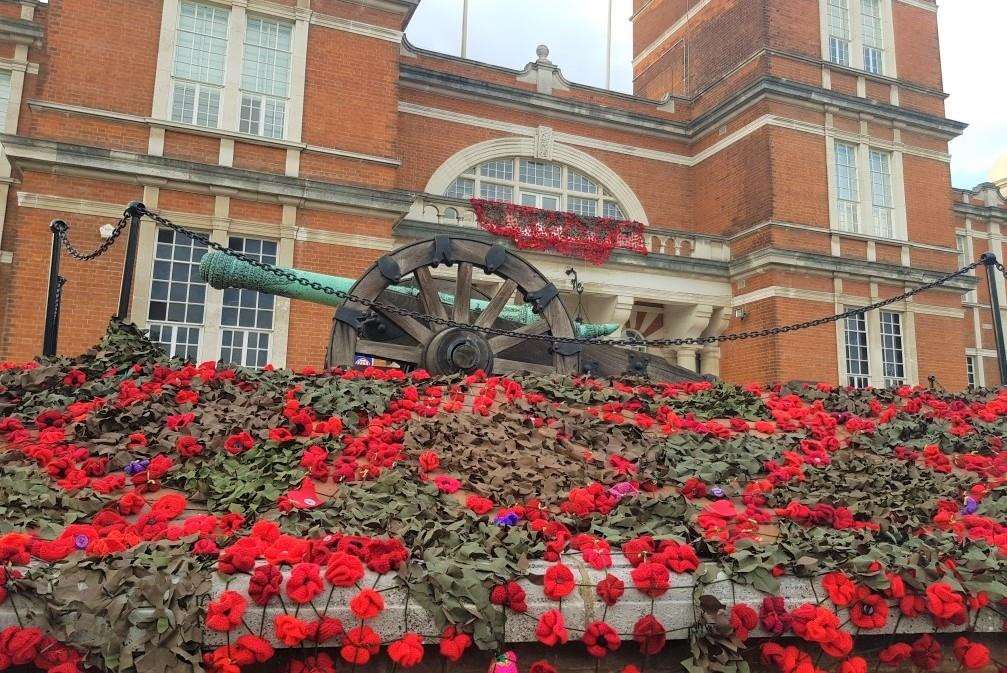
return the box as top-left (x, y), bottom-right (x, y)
top-left (324, 550), bottom-right (364, 587)
top-left (0, 626), bottom-right (43, 665)
top-left (630, 561), bottom-right (670, 598)
top-left (911, 634), bottom-right (942, 671)
top-left (388, 632), bottom-right (424, 668)
top-left (925, 583), bottom-right (966, 622)
top-left (878, 643), bottom-right (913, 665)
top-left (543, 563), bottom-right (576, 600)
top-left (621, 536), bottom-right (655, 566)
top-left (117, 491), bottom-right (146, 516)
top-left (248, 564), bottom-right (282, 606)
top-left (632, 614), bottom-right (666, 655)
top-left (822, 572), bottom-right (857, 606)
top-left (466, 495), bottom-right (494, 515)
top-left (596, 573), bottom-right (625, 606)
top-left (224, 431), bottom-right (254, 455)
top-left (306, 617), bottom-right (344, 644)
top-left (289, 653), bottom-right (336, 673)
top-left (274, 614), bottom-right (310, 647)
top-left (418, 451), bottom-right (439, 472)
top-left (729, 604), bottom-right (759, 641)
top-left (850, 589), bottom-right (889, 629)
top-left (582, 621), bottom-right (620, 658)
top-left (954, 637), bottom-right (990, 670)
top-left (656, 541), bottom-right (699, 574)
top-left (439, 626), bottom-right (471, 662)
top-left (349, 588), bottom-right (385, 620)
top-left (286, 563), bottom-right (324, 604)
top-left (231, 635), bottom-right (274, 665)
top-left (759, 596), bottom-right (792, 636)
top-left (839, 657), bottom-right (868, 673)
top-left (535, 609), bottom-right (568, 647)
top-left (175, 435), bottom-right (203, 458)
top-left (530, 662), bottom-right (557, 673)
top-left (490, 581), bottom-right (527, 612)
top-left (340, 626), bottom-right (381, 665)
top-left (205, 591), bottom-right (247, 632)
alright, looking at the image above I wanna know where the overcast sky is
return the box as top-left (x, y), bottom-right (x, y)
top-left (406, 0), bottom-right (1005, 190)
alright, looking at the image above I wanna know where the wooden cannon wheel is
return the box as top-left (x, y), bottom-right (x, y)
top-left (325, 237), bottom-right (581, 376)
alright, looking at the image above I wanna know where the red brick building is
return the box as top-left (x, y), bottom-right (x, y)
top-left (0, 0), bottom-right (1002, 388)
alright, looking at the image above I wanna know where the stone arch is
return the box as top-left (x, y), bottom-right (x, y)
top-left (423, 137), bottom-right (650, 225)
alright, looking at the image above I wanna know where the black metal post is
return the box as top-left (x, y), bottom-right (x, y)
top-left (116, 201), bottom-right (145, 320)
top-left (42, 220), bottom-right (65, 357)
top-left (981, 252), bottom-right (1007, 385)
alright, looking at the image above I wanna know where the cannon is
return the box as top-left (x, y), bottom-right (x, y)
top-left (200, 236), bottom-right (703, 381)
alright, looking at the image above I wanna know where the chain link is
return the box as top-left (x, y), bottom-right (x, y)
top-left (135, 206), bottom-right (979, 349)
top-left (51, 216), bottom-right (129, 261)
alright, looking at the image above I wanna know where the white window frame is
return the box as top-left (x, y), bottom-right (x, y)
top-left (151, 0), bottom-right (309, 147)
top-left (966, 355), bottom-right (977, 388)
top-left (956, 229), bottom-right (979, 304)
top-left (843, 310), bottom-right (871, 388)
top-left (147, 226), bottom-right (210, 359)
top-left (218, 235), bottom-right (278, 368)
top-left (879, 310), bottom-right (905, 387)
top-left (143, 223), bottom-right (285, 369)
top-left (827, 137), bottom-right (907, 240)
top-left (168, 1), bottom-right (229, 129)
top-left (238, 15), bottom-right (293, 139)
top-left (444, 157), bottom-right (628, 218)
top-left (819, 0), bottom-right (896, 77)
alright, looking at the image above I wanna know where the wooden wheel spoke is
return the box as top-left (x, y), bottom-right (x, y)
top-left (453, 263), bottom-right (472, 324)
top-left (356, 340), bottom-right (422, 364)
top-left (413, 266), bottom-right (449, 324)
top-left (474, 279), bottom-right (518, 328)
top-left (488, 319), bottom-right (549, 354)
top-left (374, 304), bottom-right (432, 344)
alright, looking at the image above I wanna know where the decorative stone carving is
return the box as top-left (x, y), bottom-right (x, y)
top-left (535, 126), bottom-right (554, 160)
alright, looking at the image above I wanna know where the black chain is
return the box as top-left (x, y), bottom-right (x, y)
top-left (51, 216), bottom-right (129, 261)
top-left (51, 275), bottom-right (66, 325)
top-left (136, 206), bottom-right (979, 349)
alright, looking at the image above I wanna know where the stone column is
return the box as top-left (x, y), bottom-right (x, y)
top-left (662, 304), bottom-right (714, 372)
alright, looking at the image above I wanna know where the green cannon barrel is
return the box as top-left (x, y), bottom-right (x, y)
top-left (199, 252), bottom-right (619, 338)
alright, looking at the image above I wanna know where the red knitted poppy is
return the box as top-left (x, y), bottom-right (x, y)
top-left (632, 614), bottom-right (666, 655)
top-left (596, 574), bottom-right (625, 606)
top-left (388, 632), bottom-right (425, 668)
top-left (286, 563), bottom-right (324, 604)
top-left (324, 551), bottom-right (364, 587)
top-left (582, 621), bottom-right (620, 658)
top-left (630, 561), bottom-right (670, 598)
top-left (535, 609), bottom-right (568, 647)
top-left (543, 563), bottom-right (576, 600)
top-left (349, 588), bottom-right (385, 620)
top-left (439, 626), bottom-right (471, 662)
top-left (205, 591), bottom-right (247, 632)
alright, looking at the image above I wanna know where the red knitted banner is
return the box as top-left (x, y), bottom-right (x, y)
top-left (470, 199), bottom-right (648, 265)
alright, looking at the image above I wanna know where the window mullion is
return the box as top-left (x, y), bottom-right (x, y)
top-left (848, 0), bottom-right (865, 70)
top-left (220, 3), bottom-right (246, 133)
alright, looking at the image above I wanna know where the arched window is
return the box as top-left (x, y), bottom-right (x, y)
top-left (443, 157), bottom-right (627, 220)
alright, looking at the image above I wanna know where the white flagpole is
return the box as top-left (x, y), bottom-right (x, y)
top-left (461, 0), bottom-right (470, 58)
top-left (605, 0), bottom-right (613, 89)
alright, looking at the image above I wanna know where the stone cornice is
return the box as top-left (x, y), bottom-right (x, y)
top-left (0, 135), bottom-right (415, 216)
top-left (400, 65), bottom-right (690, 138)
top-left (730, 248), bottom-right (978, 292)
top-left (0, 15), bottom-right (42, 47)
top-left (400, 67), bottom-right (966, 141)
top-left (954, 202), bottom-right (1007, 222)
